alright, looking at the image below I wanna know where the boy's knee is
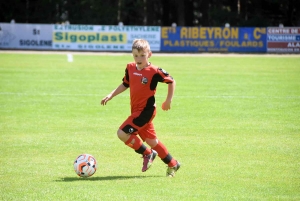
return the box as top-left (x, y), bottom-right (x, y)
top-left (145, 138), bottom-right (158, 148)
top-left (117, 129), bottom-right (130, 142)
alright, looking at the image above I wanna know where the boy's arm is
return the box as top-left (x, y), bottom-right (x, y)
top-left (101, 83), bottom-right (128, 105)
top-left (162, 79), bottom-right (176, 111)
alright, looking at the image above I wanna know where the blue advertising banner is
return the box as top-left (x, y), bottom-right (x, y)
top-left (161, 27), bottom-right (267, 52)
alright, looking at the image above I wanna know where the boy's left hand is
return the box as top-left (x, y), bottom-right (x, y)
top-left (161, 101), bottom-right (171, 111)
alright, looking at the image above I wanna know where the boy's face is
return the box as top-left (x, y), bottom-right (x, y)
top-left (132, 48), bottom-right (152, 70)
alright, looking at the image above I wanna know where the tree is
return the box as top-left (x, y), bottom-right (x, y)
top-left (1, 0), bottom-right (299, 26)
top-left (66, 0), bottom-right (119, 25)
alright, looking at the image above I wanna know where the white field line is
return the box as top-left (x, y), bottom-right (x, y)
top-left (0, 92), bottom-right (299, 99)
top-left (0, 50), bottom-right (300, 57)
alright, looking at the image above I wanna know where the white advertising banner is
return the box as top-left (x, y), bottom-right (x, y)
top-left (52, 25), bottom-right (161, 51)
top-left (267, 27), bottom-right (300, 53)
top-left (0, 23), bottom-right (52, 49)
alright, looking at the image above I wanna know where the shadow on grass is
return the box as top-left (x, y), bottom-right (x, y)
top-left (55, 175), bottom-right (161, 182)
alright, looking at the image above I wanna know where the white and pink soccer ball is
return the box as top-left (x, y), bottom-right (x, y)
top-left (73, 154), bottom-right (97, 177)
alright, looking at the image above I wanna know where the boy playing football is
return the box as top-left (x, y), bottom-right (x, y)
top-left (101, 39), bottom-right (180, 177)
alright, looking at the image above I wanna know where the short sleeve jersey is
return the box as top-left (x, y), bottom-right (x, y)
top-left (122, 62), bottom-right (174, 113)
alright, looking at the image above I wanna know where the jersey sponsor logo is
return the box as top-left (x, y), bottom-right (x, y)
top-left (133, 72), bottom-right (142, 76)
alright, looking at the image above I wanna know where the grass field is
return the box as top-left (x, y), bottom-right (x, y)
top-left (0, 52), bottom-right (299, 200)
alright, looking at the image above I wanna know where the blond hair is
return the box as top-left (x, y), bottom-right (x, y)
top-left (132, 39), bottom-right (151, 52)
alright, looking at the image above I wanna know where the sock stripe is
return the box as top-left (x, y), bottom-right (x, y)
top-left (135, 144), bottom-right (147, 155)
top-left (162, 153), bottom-right (173, 164)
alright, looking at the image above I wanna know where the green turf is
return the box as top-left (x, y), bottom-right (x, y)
top-left (0, 53), bottom-right (299, 200)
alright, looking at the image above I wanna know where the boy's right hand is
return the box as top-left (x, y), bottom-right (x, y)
top-left (101, 95), bottom-right (112, 105)
top-left (101, 83), bottom-right (127, 106)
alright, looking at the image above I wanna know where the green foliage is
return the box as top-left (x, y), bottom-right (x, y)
top-left (0, 53), bottom-right (299, 200)
top-left (1, 0), bottom-right (300, 26)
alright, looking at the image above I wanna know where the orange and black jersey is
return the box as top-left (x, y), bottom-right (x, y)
top-left (122, 62), bottom-right (174, 113)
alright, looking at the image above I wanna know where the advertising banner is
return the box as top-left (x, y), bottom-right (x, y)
top-left (160, 27), bottom-right (267, 52)
top-left (267, 27), bottom-right (300, 53)
top-left (0, 23), bottom-right (52, 49)
top-left (52, 25), bottom-right (161, 51)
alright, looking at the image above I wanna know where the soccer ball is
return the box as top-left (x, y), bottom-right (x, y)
top-left (73, 154), bottom-right (98, 177)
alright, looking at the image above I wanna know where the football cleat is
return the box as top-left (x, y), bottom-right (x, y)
top-left (166, 161), bottom-right (181, 177)
top-left (142, 149), bottom-right (157, 172)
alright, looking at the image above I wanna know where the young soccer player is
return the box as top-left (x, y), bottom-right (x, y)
top-left (101, 39), bottom-right (180, 177)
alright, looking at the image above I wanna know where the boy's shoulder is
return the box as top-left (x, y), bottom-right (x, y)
top-left (127, 62), bottom-right (136, 67)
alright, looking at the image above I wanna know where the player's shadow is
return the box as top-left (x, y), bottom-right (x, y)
top-left (55, 175), bottom-right (160, 182)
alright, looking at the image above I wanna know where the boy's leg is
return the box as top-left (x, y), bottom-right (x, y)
top-left (141, 123), bottom-right (180, 177)
top-left (118, 109), bottom-right (158, 172)
top-left (151, 140), bottom-right (178, 167)
top-left (117, 129), bottom-right (151, 155)
top-left (139, 123), bottom-right (177, 167)
top-left (117, 129), bottom-right (157, 172)
top-left (148, 139), bottom-right (180, 177)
